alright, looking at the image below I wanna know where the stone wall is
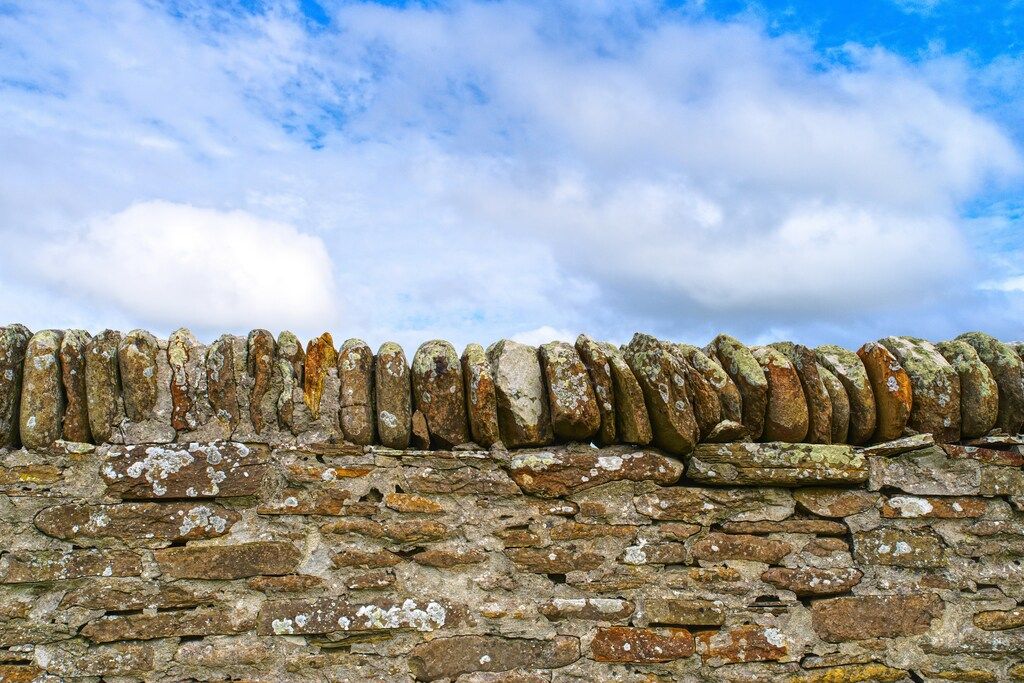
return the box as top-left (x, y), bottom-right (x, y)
top-left (1, 325), bottom-right (1024, 681)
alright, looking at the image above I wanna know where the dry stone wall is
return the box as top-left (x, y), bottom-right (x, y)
top-left (2, 325), bottom-right (1024, 681)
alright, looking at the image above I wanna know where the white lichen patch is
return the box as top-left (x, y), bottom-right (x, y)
top-left (888, 496), bottom-right (933, 518)
top-left (510, 451), bottom-right (561, 471)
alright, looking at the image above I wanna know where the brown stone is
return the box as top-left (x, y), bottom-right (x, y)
top-left (857, 341), bottom-right (912, 442)
top-left (670, 347), bottom-right (722, 440)
top-left (338, 338), bottom-right (375, 445)
top-left (539, 341), bottom-right (600, 441)
top-left (853, 528), bottom-right (945, 568)
top-left (622, 333), bottom-right (698, 455)
top-left (302, 332), bottom-right (336, 420)
top-left (101, 442), bottom-right (268, 499)
top-left (507, 446), bottom-right (682, 497)
top-left (761, 567), bottom-right (862, 596)
top-left (937, 339), bottom-right (999, 438)
top-left (973, 607), bottom-right (1024, 631)
top-left (815, 345), bottom-right (876, 445)
top-left (642, 596), bottom-right (725, 626)
top-left (636, 486), bottom-right (794, 524)
top-left (323, 518), bottom-right (449, 543)
top-left (413, 547), bottom-right (487, 568)
top-left (81, 608), bottom-right (253, 643)
top-left (411, 409), bottom-right (430, 448)
top-left (718, 519), bottom-right (848, 535)
top-left (575, 334), bottom-right (617, 444)
top-left (691, 533), bottom-right (793, 564)
top-left (751, 346), bottom-right (809, 442)
top-left (401, 460), bottom-right (520, 496)
top-left (620, 541), bottom-right (688, 566)
top-left (592, 626), bottom-right (694, 662)
top-left (881, 495), bottom-right (986, 518)
top-left (274, 330), bottom-right (305, 435)
top-left (771, 342), bottom-right (834, 444)
top-left (504, 547), bottom-right (603, 573)
top-left (118, 329), bottom-right (158, 422)
top-left (487, 340), bottom-right (553, 447)
top-left (600, 341), bottom-right (653, 445)
top-left (696, 624), bottom-right (788, 665)
top-left (880, 336), bottom-right (960, 443)
top-left (549, 522), bottom-right (638, 540)
top-left (255, 485), bottom-right (352, 515)
top-left (817, 363), bottom-right (850, 444)
top-left (802, 537), bottom-right (849, 557)
top-left (0, 549), bottom-right (141, 583)
top-left (61, 579), bottom-right (209, 612)
top-left (462, 342), bottom-right (500, 447)
top-left (246, 574), bottom-right (323, 592)
top-left (155, 541), bottom-right (300, 579)
top-left (687, 442), bottom-right (867, 486)
top-left (384, 492), bottom-right (444, 513)
top-left (167, 328), bottom-right (214, 434)
top-left (34, 502), bottom-right (237, 544)
top-left (86, 329), bottom-right (125, 443)
top-left (706, 334), bottom-right (767, 440)
top-left (0, 324), bottom-right (31, 448)
top-left (19, 329), bottom-right (64, 449)
top-left (942, 442), bottom-right (1024, 466)
top-left (258, 596), bottom-right (466, 636)
top-left (811, 594), bottom-right (943, 642)
top-left (538, 597), bottom-right (634, 621)
top-left (794, 487), bottom-right (878, 517)
top-left (59, 329), bottom-right (92, 443)
top-left (205, 334), bottom-right (240, 432)
top-left (346, 570), bottom-right (395, 590)
top-left (862, 433), bottom-right (935, 456)
top-left (678, 343), bottom-right (744, 426)
top-left (867, 444), bottom-right (981, 496)
top-left (957, 331), bottom-right (1024, 434)
top-left (412, 339), bottom-right (470, 448)
top-left (409, 635), bottom-right (580, 681)
top-left (246, 329), bottom-right (276, 434)
top-left (331, 547), bottom-right (402, 568)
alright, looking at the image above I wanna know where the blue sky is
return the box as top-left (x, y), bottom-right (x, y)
top-left (0, 0), bottom-right (1022, 352)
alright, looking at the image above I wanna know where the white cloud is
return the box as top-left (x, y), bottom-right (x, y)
top-left (511, 326), bottom-right (579, 347)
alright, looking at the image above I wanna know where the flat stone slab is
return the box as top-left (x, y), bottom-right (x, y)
top-left (506, 446), bottom-right (683, 497)
top-left (101, 442), bottom-right (269, 499)
top-left (257, 597), bottom-right (469, 635)
top-left (686, 442), bottom-right (866, 486)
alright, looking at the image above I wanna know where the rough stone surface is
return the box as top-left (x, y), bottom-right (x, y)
top-left (880, 335), bottom-right (960, 443)
top-left (815, 344), bottom-right (876, 444)
top-left (168, 328), bottom-right (217, 438)
top-left (19, 329), bottom-right (65, 449)
top-left (205, 334), bottom-right (241, 434)
top-left (59, 329), bottom-right (92, 444)
top-left (101, 442), bottom-right (268, 498)
top-left (817, 363), bottom-right (850, 444)
top-left (936, 339), bottom-right (999, 439)
top-left (338, 338), bottom-right (376, 445)
top-left (375, 341), bottom-right (412, 449)
top-left (769, 342), bottom-right (832, 444)
top-left (487, 340), bottom-right (553, 447)
top-left (811, 594), bottom-right (943, 642)
top-left (409, 635), bottom-right (580, 681)
top-left (119, 330), bottom-right (159, 423)
top-left (591, 627), bottom-right (694, 662)
top-left (508, 445), bottom-right (681, 497)
top-left (957, 331), bottom-right (1024, 435)
top-left (678, 342), bottom-right (744, 426)
top-left (751, 345), bottom-right (809, 442)
top-left (0, 324), bottom-right (30, 448)
top-left (687, 442), bottom-right (866, 486)
top-left (706, 334), bottom-right (767, 439)
top-left (575, 334), bottom-right (617, 444)
top-left (539, 341), bottom-right (600, 442)
top-left (761, 567), bottom-right (863, 596)
top-left (246, 329), bottom-right (277, 435)
top-left (669, 346), bottom-right (722, 440)
top-left (857, 341), bottom-right (912, 442)
top-left (412, 340), bottom-right (470, 448)
top-left (623, 333), bottom-right (698, 455)
top-left (155, 541), bottom-right (300, 579)
top-left (600, 341), bottom-right (652, 445)
top-left (462, 343), bottom-right (500, 447)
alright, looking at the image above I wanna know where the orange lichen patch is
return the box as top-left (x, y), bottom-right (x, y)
top-left (303, 332), bottom-right (337, 419)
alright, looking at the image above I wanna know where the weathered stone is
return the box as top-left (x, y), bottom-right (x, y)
top-left (957, 331), bottom-right (1024, 434)
top-left (539, 341), bottom-right (600, 442)
top-left (246, 329), bottom-right (276, 434)
top-left (204, 334), bottom-right (242, 435)
top-left (881, 494), bottom-right (986, 518)
top-left (937, 339), bottom-right (999, 438)
top-left (706, 334), bottom-right (767, 439)
top-left (0, 549), bottom-right (141, 583)
top-left (0, 324), bottom-right (30, 447)
top-left (504, 547), bottom-right (603, 573)
top-left (274, 330), bottom-right (304, 435)
top-left (642, 596), bottom-right (725, 626)
top-left (670, 347), bottom-right (722, 440)
top-left (815, 345), bottom-right (876, 445)
top-left (256, 484), bottom-right (352, 515)
top-left (59, 329), bottom-right (92, 443)
top-left (413, 547), bottom-right (487, 568)
top-left (880, 336), bottom-right (960, 443)
top-left (118, 330), bottom-right (158, 422)
top-left (761, 567), bottom-right (862, 596)
top-left (301, 332), bottom-right (336, 421)
top-left (36, 642), bottom-right (156, 677)
top-left (691, 532), bottom-right (793, 564)
top-left (61, 579), bottom-right (213, 610)
top-left (258, 597), bottom-right (464, 636)
top-left (853, 528), bottom-right (945, 568)
top-left (323, 518), bottom-right (449, 543)
top-left (679, 343), bottom-right (744, 426)
top-left (623, 333), bottom-right (698, 455)
top-left (549, 522), bottom-right (638, 541)
top-left (787, 664), bottom-right (908, 683)
top-left (331, 547), bottom-right (402, 568)
top-left (412, 340), bottom-right (470, 448)
top-left (0, 463), bottom-right (61, 490)
top-left (168, 328), bottom-right (216, 436)
top-left (857, 341), bottom-right (912, 442)
top-left (507, 446), bottom-right (682, 497)
top-left (575, 335), bottom-right (616, 444)
top-left (82, 608), bottom-right (254, 643)
top-left (384, 492), bottom-right (444, 513)
top-left (811, 594), bottom-right (943, 642)
top-left (636, 486), bottom-right (794, 524)
top-left (539, 597), bottom-right (634, 621)
top-left (487, 340), bottom-right (553, 447)
top-left (600, 341), bottom-right (652, 445)
top-left (337, 338), bottom-right (375, 445)
top-left (771, 342), bottom-right (833, 444)
top-left (592, 627), bottom-right (694, 662)
top-left (411, 409), bottom-right (430, 448)
top-left (943, 442), bottom-right (1024, 465)
top-left (696, 624), bottom-right (788, 665)
top-left (372, 341), bottom-right (411, 448)
top-left (973, 607), bottom-right (1024, 631)
top-left (462, 342), bottom-right (500, 447)
top-left (868, 445), bottom-right (981, 495)
top-left (817, 363), bottom-right (850, 444)
top-left (751, 346), bottom-right (809, 442)
top-left (861, 433), bottom-right (934, 456)
top-left (793, 487), bottom-right (878, 517)
top-left (34, 502), bottom-right (237, 544)
top-left (101, 442), bottom-right (268, 498)
top-left (86, 330), bottom-right (126, 443)
top-left (718, 519), bottom-right (848, 535)
top-left (687, 442), bottom-right (866, 486)
top-left (19, 329), bottom-right (64, 449)
top-left (155, 541), bottom-right (300, 579)
top-left (620, 541), bottom-right (688, 566)
top-left (409, 635), bottom-right (580, 681)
